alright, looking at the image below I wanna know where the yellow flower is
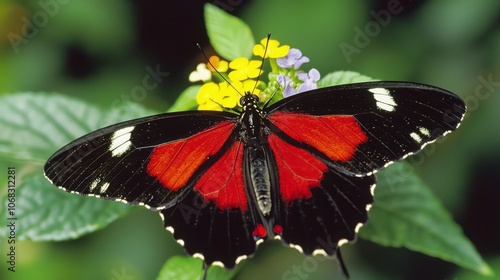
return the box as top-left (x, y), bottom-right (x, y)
top-left (196, 80), bottom-right (261, 111)
top-left (196, 82), bottom-right (239, 111)
top-left (233, 80), bottom-right (261, 99)
top-left (207, 55), bottom-right (228, 72)
top-left (253, 38), bottom-right (290, 59)
top-left (196, 82), bottom-right (223, 111)
top-left (228, 58), bottom-right (263, 82)
top-left (188, 63), bottom-right (211, 82)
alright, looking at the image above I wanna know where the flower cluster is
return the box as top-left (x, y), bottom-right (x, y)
top-left (189, 37), bottom-right (321, 111)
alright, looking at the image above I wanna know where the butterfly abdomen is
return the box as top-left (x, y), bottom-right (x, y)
top-left (247, 147), bottom-right (272, 216)
top-left (240, 93), bottom-right (274, 217)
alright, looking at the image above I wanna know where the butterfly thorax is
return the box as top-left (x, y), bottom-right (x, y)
top-left (240, 93), bottom-right (272, 216)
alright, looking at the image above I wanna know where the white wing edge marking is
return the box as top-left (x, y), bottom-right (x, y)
top-left (160, 213), bottom-right (256, 268)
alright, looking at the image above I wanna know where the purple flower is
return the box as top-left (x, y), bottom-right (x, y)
top-left (277, 48), bottom-right (310, 69)
top-left (277, 74), bottom-right (297, 98)
top-left (297, 68), bottom-right (320, 93)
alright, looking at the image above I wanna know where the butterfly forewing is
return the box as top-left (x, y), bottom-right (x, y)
top-left (266, 82), bottom-right (466, 175)
top-left (44, 111), bottom-right (238, 209)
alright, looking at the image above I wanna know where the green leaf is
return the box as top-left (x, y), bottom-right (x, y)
top-left (454, 256), bottom-right (498, 279)
top-left (359, 163), bottom-right (492, 276)
top-left (0, 174), bottom-right (132, 240)
top-left (167, 85), bottom-right (201, 112)
top-left (204, 3), bottom-right (254, 60)
top-left (0, 92), bottom-right (157, 163)
top-left (157, 256), bottom-right (239, 280)
top-left (317, 71), bottom-right (376, 87)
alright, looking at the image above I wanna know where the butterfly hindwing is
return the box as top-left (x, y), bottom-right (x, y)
top-left (160, 141), bottom-right (263, 268)
top-left (266, 134), bottom-right (375, 255)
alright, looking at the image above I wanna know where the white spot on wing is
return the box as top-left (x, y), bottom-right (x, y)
top-left (419, 126), bottom-right (430, 137)
top-left (193, 253), bottom-right (204, 260)
top-left (212, 261), bottom-right (225, 268)
top-left (110, 126), bottom-right (135, 157)
top-left (160, 212), bottom-right (262, 269)
top-left (370, 184), bottom-right (376, 196)
top-left (370, 87), bottom-right (396, 112)
top-left (376, 102), bottom-right (395, 112)
top-left (354, 223), bottom-right (364, 233)
top-left (236, 255), bottom-right (248, 264)
top-left (90, 178), bottom-right (100, 191)
top-left (312, 249), bottom-right (328, 256)
top-left (410, 132), bottom-right (423, 143)
top-left (99, 182), bottom-right (110, 193)
top-left (289, 243), bottom-right (304, 253)
top-left (369, 87), bottom-right (390, 95)
top-left (337, 239), bottom-right (349, 247)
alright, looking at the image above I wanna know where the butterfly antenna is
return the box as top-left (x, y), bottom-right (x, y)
top-left (196, 43), bottom-right (244, 97)
top-left (252, 32), bottom-right (271, 96)
top-left (262, 86), bottom-right (279, 109)
top-left (336, 248), bottom-right (350, 279)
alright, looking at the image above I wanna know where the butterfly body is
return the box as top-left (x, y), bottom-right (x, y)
top-left (44, 81), bottom-right (466, 269)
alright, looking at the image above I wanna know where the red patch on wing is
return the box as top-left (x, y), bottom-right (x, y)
top-left (252, 224), bottom-right (267, 239)
top-left (194, 141), bottom-right (247, 211)
top-left (273, 225), bottom-right (283, 235)
top-left (269, 112), bottom-right (367, 161)
top-left (147, 122), bottom-right (233, 191)
top-left (268, 134), bottom-right (328, 201)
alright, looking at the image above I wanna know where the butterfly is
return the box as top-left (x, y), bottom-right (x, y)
top-left (44, 81), bottom-right (466, 276)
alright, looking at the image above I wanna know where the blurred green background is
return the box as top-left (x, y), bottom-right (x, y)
top-left (1, 0), bottom-right (499, 279)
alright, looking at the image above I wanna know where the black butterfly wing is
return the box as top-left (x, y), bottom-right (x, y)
top-left (159, 140), bottom-right (264, 268)
top-left (44, 111), bottom-right (241, 209)
top-left (44, 110), bottom-right (265, 268)
top-left (44, 81), bottom-right (466, 270)
top-left (263, 82), bottom-right (465, 256)
top-left (265, 133), bottom-right (375, 256)
top-left (267, 81), bottom-right (466, 175)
